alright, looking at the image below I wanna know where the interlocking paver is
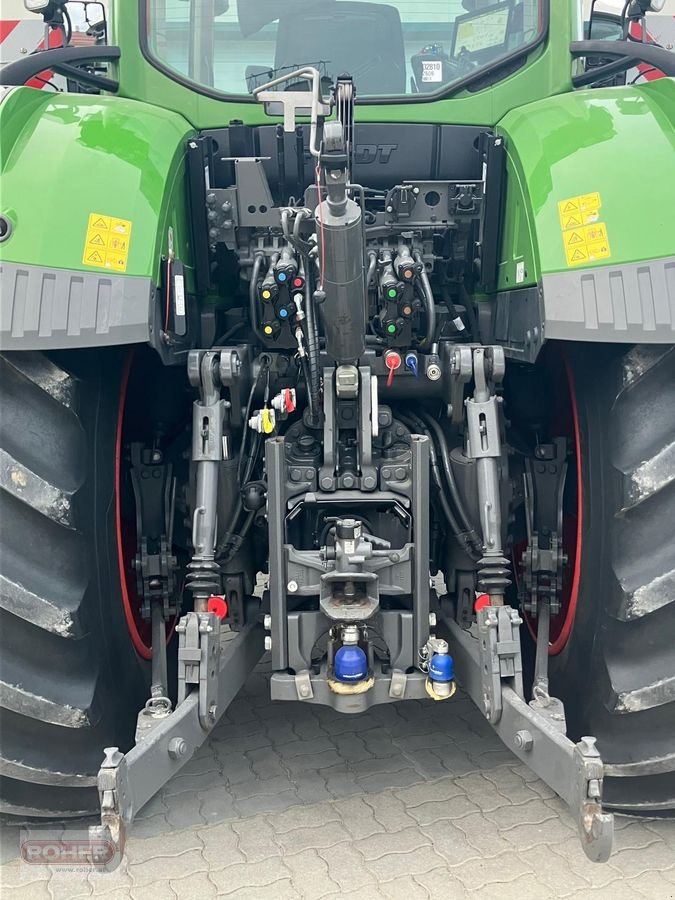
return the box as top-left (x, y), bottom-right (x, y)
top-left (89, 863), bottom-right (134, 897)
top-left (333, 734), bottom-right (374, 764)
top-left (628, 869), bottom-right (675, 900)
top-left (609, 841), bottom-right (675, 878)
top-left (284, 849), bottom-right (340, 899)
top-left (229, 818), bottom-right (276, 863)
top-left (170, 871), bottom-right (217, 899)
top-left (415, 867), bottom-right (470, 899)
top-left (317, 842), bottom-right (378, 891)
top-left (198, 784), bottom-right (239, 823)
top-left (268, 802), bottom-right (339, 833)
top-left (209, 857), bottom-right (291, 895)
top-left (407, 748), bottom-right (454, 779)
top-left (455, 770), bottom-right (523, 811)
top-left (483, 764), bottom-right (555, 803)
top-left (245, 747), bottom-right (288, 780)
top-left (418, 819), bottom-right (483, 868)
top-left (376, 873), bottom-right (431, 900)
top-left (549, 837), bottom-right (625, 889)
top-left (234, 789), bottom-right (300, 818)
top-left (471, 872), bottom-right (553, 900)
top-left (125, 830), bottom-right (201, 865)
top-left (520, 842), bottom-right (592, 897)
top-left (365, 845), bottom-right (448, 882)
top-left (165, 791), bottom-right (206, 830)
top-left (450, 849), bottom-right (533, 891)
top-left (222, 879), bottom-right (301, 899)
top-left (363, 790), bottom-right (421, 832)
top-left (47, 876), bottom-right (92, 899)
top-left (284, 751), bottom-right (345, 774)
top-left (132, 814), bottom-right (172, 840)
top-left (3, 674), bottom-right (675, 900)
top-left (125, 881), bottom-right (176, 900)
top-left (198, 821), bottom-right (244, 867)
top-left (359, 826), bottom-right (430, 860)
top-left (483, 796), bottom-right (556, 830)
top-left (275, 737), bottom-right (337, 759)
top-left (357, 766), bottom-right (422, 793)
top-left (321, 764), bottom-right (362, 799)
top-left (404, 792), bottom-right (480, 826)
top-left (498, 813), bottom-right (576, 850)
top-left (275, 821), bottom-right (352, 855)
top-left (394, 778), bottom-right (465, 808)
top-left (127, 848), bottom-right (207, 888)
top-left (331, 797), bottom-right (385, 840)
top-left (2, 885), bottom-right (51, 900)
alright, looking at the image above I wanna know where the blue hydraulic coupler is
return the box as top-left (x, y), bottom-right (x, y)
top-left (427, 640), bottom-right (456, 699)
top-left (334, 644), bottom-right (368, 682)
top-left (405, 351), bottom-right (419, 377)
top-left (429, 652), bottom-right (454, 684)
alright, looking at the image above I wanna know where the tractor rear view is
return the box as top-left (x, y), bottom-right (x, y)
top-left (1, 0), bottom-right (674, 862)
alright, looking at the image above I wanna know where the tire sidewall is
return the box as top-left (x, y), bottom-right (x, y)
top-left (548, 344), bottom-right (625, 738)
top-left (63, 347), bottom-right (149, 750)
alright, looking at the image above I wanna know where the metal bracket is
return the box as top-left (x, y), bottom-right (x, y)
top-left (176, 611), bottom-right (221, 731)
top-left (389, 669), bottom-right (408, 700)
top-left (447, 345), bottom-right (473, 424)
top-left (88, 748), bottom-right (131, 859)
top-left (129, 443), bottom-right (177, 621)
top-left (520, 438), bottom-right (568, 617)
top-left (447, 610), bottom-right (614, 862)
top-left (89, 621), bottom-right (265, 856)
top-left (477, 605), bottom-right (524, 724)
top-left (294, 669), bottom-right (314, 700)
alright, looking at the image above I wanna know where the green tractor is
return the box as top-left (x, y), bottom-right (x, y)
top-left (1, 0), bottom-right (674, 861)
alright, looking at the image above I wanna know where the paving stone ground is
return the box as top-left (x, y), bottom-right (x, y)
top-left (2, 659), bottom-right (674, 899)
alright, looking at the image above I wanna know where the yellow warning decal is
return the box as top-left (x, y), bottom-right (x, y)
top-left (83, 213), bottom-right (132, 272)
top-left (558, 192), bottom-right (602, 229)
top-left (563, 223), bottom-right (612, 267)
top-left (558, 194), bottom-right (611, 267)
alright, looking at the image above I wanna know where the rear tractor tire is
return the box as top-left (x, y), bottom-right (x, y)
top-left (552, 345), bottom-right (675, 814)
top-left (0, 350), bottom-right (147, 818)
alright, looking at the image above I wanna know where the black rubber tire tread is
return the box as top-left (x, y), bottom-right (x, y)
top-left (552, 344), bottom-right (675, 813)
top-left (0, 350), bottom-right (146, 819)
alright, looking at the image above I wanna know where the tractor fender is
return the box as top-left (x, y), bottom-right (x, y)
top-left (494, 80), bottom-right (675, 359)
top-left (0, 89), bottom-right (193, 351)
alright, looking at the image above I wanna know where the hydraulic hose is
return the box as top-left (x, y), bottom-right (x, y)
top-left (459, 282), bottom-right (480, 342)
top-left (366, 251), bottom-right (378, 288)
top-left (304, 273), bottom-right (322, 426)
top-left (397, 412), bottom-right (478, 559)
top-left (249, 253), bottom-right (268, 344)
top-left (417, 411), bottom-right (483, 557)
top-left (414, 251), bottom-right (436, 349)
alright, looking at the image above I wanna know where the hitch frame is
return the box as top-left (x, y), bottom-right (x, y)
top-left (446, 608), bottom-right (614, 863)
top-left (89, 619), bottom-right (264, 856)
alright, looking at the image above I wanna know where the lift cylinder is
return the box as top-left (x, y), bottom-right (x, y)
top-left (316, 197), bottom-right (366, 364)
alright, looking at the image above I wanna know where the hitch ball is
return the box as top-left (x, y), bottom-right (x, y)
top-left (334, 624), bottom-right (368, 683)
top-left (427, 638), bottom-right (456, 700)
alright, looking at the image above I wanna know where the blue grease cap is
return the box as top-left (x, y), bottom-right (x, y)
top-left (429, 652), bottom-right (454, 683)
top-left (334, 645), bottom-right (368, 683)
top-left (277, 271), bottom-right (287, 282)
top-left (405, 352), bottom-right (419, 377)
top-left (278, 307), bottom-right (289, 318)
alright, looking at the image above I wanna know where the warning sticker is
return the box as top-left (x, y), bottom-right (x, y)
top-left (558, 192), bottom-right (602, 229)
top-left (83, 213), bottom-right (132, 272)
top-left (558, 193), bottom-right (610, 266)
top-left (562, 222), bottom-right (612, 267)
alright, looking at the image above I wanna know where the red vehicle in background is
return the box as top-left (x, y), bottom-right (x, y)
top-left (585, 0), bottom-right (675, 81)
